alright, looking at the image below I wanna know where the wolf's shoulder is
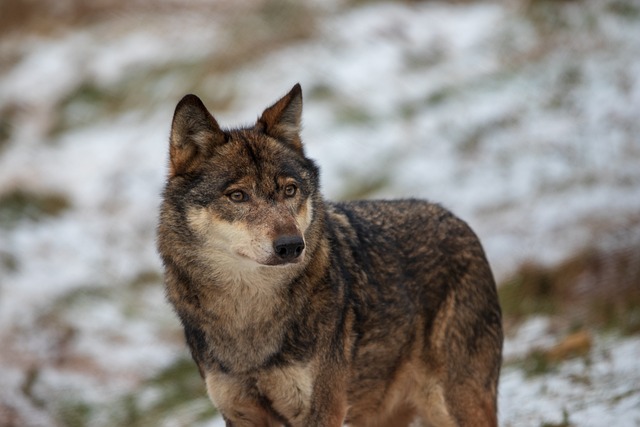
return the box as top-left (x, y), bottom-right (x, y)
top-left (325, 198), bottom-right (475, 243)
top-left (331, 198), bottom-right (445, 215)
top-left (328, 198), bottom-right (453, 227)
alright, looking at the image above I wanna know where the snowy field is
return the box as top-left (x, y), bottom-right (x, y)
top-left (1, 0), bottom-right (639, 426)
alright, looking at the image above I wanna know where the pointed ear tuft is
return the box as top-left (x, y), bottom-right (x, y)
top-left (169, 94), bottom-right (225, 177)
top-left (257, 84), bottom-right (303, 153)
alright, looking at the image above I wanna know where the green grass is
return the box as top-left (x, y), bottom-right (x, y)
top-left (499, 262), bottom-right (559, 318)
top-left (57, 400), bottom-right (94, 427)
top-left (338, 174), bottom-right (391, 201)
top-left (146, 357), bottom-right (210, 412)
top-left (112, 356), bottom-right (215, 427)
top-left (0, 250), bottom-right (18, 272)
top-left (607, 0), bottom-right (640, 19)
top-left (307, 82), bottom-right (336, 102)
top-left (499, 244), bottom-right (640, 335)
top-left (334, 104), bottom-right (375, 126)
top-left (0, 189), bottom-right (71, 227)
top-left (51, 356), bottom-right (214, 427)
top-left (541, 409), bottom-right (573, 427)
top-left (0, 110), bottom-right (13, 148)
top-left (520, 348), bottom-right (557, 377)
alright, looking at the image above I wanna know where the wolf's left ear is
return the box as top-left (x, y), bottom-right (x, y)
top-left (257, 84), bottom-right (303, 153)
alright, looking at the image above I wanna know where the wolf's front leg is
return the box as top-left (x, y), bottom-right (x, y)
top-left (218, 406), bottom-right (273, 427)
top-left (301, 366), bottom-right (349, 427)
top-left (206, 363), bottom-right (348, 427)
top-left (255, 362), bottom-right (348, 427)
top-left (303, 387), bottom-right (348, 427)
top-left (205, 370), bottom-right (275, 427)
top-left (254, 362), bottom-right (345, 426)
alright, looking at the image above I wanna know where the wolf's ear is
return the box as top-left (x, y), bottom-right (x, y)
top-left (169, 94), bottom-right (225, 177)
top-left (257, 84), bottom-right (303, 153)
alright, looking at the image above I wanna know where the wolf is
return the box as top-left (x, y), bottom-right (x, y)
top-left (157, 84), bottom-right (503, 427)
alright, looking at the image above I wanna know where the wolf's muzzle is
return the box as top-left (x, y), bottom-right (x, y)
top-left (273, 235), bottom-right (305, 262)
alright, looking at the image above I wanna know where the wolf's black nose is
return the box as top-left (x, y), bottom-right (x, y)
top-left (274, 236), bottom-right (305, 261)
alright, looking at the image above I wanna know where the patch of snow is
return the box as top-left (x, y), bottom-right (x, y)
top-left (500, 334), bottom-right (640, 427)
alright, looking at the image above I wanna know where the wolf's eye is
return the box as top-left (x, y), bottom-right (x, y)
top-left (284, 184), bottom-right (297, 198)
top-left (228, 190), bottom-right (247, 203)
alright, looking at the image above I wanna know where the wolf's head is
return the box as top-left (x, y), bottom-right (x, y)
top-left (159, 85), bottom-right (322, 280)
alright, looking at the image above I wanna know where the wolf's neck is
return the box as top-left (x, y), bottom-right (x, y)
top-left (185, 260), bottom-right (300, 372)
top-left (191, 253), bottom-right (300, 322)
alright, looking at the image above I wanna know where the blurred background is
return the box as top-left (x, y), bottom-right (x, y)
top-left (1, 0), bottom-right (639, 426)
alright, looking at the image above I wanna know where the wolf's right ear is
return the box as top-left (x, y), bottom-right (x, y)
top-left (169, 94), bottom-right (225, 177)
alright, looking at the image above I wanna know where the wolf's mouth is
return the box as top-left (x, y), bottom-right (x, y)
top-left (235, 249), bottom-right (305, 267)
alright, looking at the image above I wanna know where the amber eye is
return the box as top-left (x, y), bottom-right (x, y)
top-left (284, 184), bottom-right (297, 198)
top-left (228, 190), bottom-right (247, 203)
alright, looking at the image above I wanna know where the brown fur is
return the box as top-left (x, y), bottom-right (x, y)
top-left (157, 84), bottom-right (503, 426)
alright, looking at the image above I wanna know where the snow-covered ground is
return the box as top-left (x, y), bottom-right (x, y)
top-left (1, 0), bottom-right (639, 425)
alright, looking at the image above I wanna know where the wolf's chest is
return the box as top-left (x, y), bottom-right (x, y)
top-left (193, 287), bottom-right (290, 373)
